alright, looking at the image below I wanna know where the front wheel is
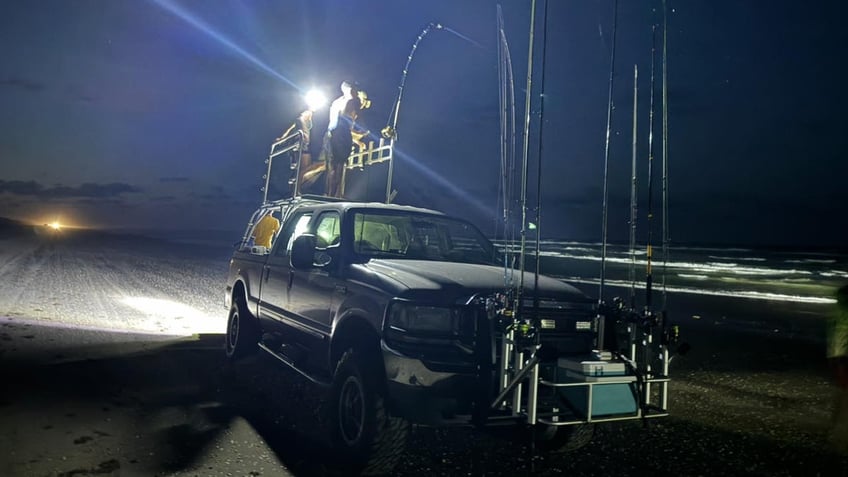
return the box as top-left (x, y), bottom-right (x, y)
top-left (328, 349), bottom-right (410, 475)
top-left (225, 298), bottom-right (259, 360)
top-left (535, 423), bottom-right (595, 453)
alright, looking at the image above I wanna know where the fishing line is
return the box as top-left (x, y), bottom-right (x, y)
top-left (442, 26), bottom-right (485, 49)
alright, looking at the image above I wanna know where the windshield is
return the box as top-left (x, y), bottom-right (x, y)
top-left (351, 211), bottom-right (500, 265)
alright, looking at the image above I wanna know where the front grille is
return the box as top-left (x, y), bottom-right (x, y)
top-left (530, 303), bottom-right (597, 357)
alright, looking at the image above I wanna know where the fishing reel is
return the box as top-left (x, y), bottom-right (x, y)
top-left (483, 291), bottom-right (538, 348)
top-left (604, 297), bottom-right (662, 328)
top-left (381, 125), bottom-right (397, 140)
top-left (357, 90), bottom-right (371, 110)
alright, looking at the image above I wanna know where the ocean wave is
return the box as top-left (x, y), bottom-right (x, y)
top-left (557, 277), bottom-right (836, 305)
top-left (708, 255), bottom-right (767, 262)
top-left (542, 252), bottom-right (815, 277)
top-left (786, 259), bottom-right (837, 264)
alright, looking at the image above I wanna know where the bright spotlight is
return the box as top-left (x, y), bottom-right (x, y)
top-left (49, 221), bottom-right (62, 230)
top-left (304, 89), bottom-right (326, 111)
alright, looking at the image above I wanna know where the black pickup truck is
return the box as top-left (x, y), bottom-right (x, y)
top-left (225, 196), bottom-right (619, 474)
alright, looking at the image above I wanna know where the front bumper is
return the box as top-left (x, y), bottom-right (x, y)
top-left (381, 340), bottom-right (480, 425)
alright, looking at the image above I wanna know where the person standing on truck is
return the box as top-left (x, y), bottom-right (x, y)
top-left (829, 283), bottom-right (848, 453)
top-left (322, 81), bottom-right (361, 198)
top-left (252, 211), bottom-right (280, 249)
top-left (277, 109), bottom-right (315, 192)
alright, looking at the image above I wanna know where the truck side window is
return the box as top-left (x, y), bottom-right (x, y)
top-left (273, 212), bottom-right (312, 257)
top-left (314, 212), bottom-right (341, 248)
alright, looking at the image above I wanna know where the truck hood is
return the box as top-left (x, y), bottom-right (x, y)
top-left (357, 259), bottom-right (591, 304)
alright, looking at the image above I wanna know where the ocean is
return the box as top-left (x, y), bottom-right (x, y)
top-left (528, 240), bottom-right (846, 306)
top-left (509, 240), bottom-right (845, 342)
top-left (143, 227), bottom-right (846, 313)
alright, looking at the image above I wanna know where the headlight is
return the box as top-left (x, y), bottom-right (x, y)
top-left (387, 303), bottom-right (454, 334)
top-left (383, 301), bottom-right (479, 352)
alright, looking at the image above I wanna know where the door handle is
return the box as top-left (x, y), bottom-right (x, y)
top-left (288, 270), bottom-right (294, 290)
top-left (263, 266), bottom-right (270, 282)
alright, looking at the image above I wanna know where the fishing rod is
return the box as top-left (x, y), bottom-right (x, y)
top-left (629, 64), bottom-right (638, 310)
top-left (497, 5), bottom-right (517, 285)
top-left (645, 24), bottom-right (657, 311)
top-left (382, 21), bottom-right (445, 203)
top-left (382, 21), bottom-right (444, 141)
top-left (661, 0), bottom-right (670, 313)
top-left (598, 0), bottom-right (618, 303)
top-left (532, 0), bottom-right (550, 307)
top-left (515, 0), bottom-right (538, 314)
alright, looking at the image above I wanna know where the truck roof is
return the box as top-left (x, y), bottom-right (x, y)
top-left (260, 195), bottom-right (446, 217)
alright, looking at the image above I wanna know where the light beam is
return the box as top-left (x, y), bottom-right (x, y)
top-left (393, 148), bottom-right (494, 218)
top-left (149, 0), bottom-right (299, 90)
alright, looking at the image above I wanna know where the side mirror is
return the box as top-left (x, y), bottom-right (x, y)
top-left (290, 234), bottom-right (317, 270)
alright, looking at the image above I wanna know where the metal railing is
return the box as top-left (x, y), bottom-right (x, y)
top-left (263, 131), bottom-right (395, 203)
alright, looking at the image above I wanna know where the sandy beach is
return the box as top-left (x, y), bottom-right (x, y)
top-left (1, 227), bottom-right (846, 476)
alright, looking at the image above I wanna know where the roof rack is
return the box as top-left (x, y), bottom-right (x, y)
top-left (261, 129), bottom-right (395, 205)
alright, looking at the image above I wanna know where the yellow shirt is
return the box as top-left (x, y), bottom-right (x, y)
top-left (253, 215), bottom-right (280, 248)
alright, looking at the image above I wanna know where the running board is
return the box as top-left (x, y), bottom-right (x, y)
top-left (257, 342), bottom-right (332, 387)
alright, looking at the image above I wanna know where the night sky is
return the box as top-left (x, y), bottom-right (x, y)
top-left (1, 0), bottom-right (845, 249)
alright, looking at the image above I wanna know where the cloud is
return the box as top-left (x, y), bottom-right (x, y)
top-left (0, 180), bottom-right (42, 195)
top-left (0, 180), bottom-right (141, 198)
top-left (150, 195), bottom-right (177, 202)
top-left (0, 77), bottom-right (46, 93)
top-left (190, 185), bottom-right (232, 201)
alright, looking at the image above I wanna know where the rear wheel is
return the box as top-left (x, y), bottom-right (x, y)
top-left (329, 349), bottom-right (410, 475)
top-left (225, 298), bottom-right (259, 360)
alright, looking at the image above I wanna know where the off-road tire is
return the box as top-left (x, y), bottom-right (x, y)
top-left (535, 423), bottom-right (595, 453)
top-left (225, 298), bottom-right (259, 360)
top-left (329, 348), bottom-right (410, 475)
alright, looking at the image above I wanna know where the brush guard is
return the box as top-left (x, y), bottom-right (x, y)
top-left (473, 293), bottom-right (676, 432)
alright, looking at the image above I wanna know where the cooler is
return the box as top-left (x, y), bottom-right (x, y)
top-left (556, 357), bottom-right (638, 418)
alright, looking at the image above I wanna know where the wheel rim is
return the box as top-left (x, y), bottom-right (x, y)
top-left (338, 375), bottom-right (365, 445)
top-left (227, 309), bottom-right (240, 354)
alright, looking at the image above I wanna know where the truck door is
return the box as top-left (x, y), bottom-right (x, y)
top-left (262, 211), bottom-right (338, 361)
top-left (288, 211), bottom-right (341, 334)
top-left (260, 211), bottom-right (312, 336)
